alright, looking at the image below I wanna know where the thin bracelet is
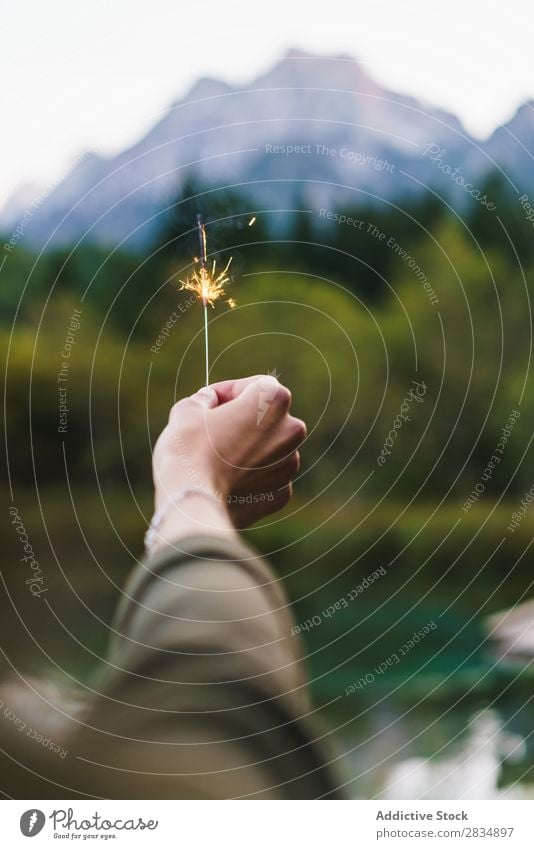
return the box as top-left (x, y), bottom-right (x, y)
top-left (144, 485), bottom-right (224, 554)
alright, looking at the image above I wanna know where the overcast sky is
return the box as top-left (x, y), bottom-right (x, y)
top-left (1, 0), bottom-right (533, 208)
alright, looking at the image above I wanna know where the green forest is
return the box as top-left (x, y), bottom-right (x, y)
top-left (2, 175), bottom-right (534, 793)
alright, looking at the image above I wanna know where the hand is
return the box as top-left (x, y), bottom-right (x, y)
top-left (152, 375), bottom-right (306, 530)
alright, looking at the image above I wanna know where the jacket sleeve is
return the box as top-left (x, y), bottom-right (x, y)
top-left (76, 535), bottom-right (341, 799)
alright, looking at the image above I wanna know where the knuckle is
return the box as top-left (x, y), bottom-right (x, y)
top-left (278, 483), bottom-right (293, 506)
top-left (256, 374), bottom-right (278, 394)
top-left (276, 384), bottom-right (292, 410)
top-left (289, 417), bottom-right (307, 443)
top-left (260, 376), bottom-right (290, 411)
top-left (288, 451), bottom-right (300, 476)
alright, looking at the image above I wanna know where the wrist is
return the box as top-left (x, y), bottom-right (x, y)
top-left (146, 485), bottom-right (235, 555)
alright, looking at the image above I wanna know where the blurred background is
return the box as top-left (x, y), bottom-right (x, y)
top-left (2, 0), bottom-right (534, 799)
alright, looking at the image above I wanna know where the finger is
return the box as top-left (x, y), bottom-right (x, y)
top-left (228, 483), bottom-right (293, 528)
top-left (286, 416), bottom-right (307, 448)
top-left (192, 386), bottom-right (219, 408)
top-left (234, 450), bottom-right (301, 483)
top-left (273, 482), bottom-right (293, 510)
top-left (236, 375), bottom-right (292, 428)
top-left (228, 499), bottom-right (270, 530)
top-left (168, 386), bottom-right (218, 425)
top-left (266, 418), bottom-right (307, 462)
top-left (210, 375), bottom-right (267, 404)
top-left (210, 376), bottom-right (291, 436)
top-left (259, 449), bottom-right (301, 478)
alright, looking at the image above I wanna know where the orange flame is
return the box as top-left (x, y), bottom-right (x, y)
top-left (178, 214), bottom-right (256, 306)
top-left (179, 254), bottom-right (234, 308)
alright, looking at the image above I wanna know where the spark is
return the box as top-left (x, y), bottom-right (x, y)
top-left (179, 214), bottom-right (235, 386)
top-left (179, 232), bottom-right (233, 310)
top-left (248, 216), bottom-right (256, 226)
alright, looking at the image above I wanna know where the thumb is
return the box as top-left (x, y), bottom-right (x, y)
top-left (167, 386), bottom-right (219, 429)
top-left (192, 386), bottom-right (219, 409)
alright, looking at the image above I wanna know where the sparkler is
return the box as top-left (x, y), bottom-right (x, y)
top-left (179, 214), bottom-right (234, 387)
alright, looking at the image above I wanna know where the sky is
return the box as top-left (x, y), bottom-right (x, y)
top-left (1, 0), bottom-right (533, 208)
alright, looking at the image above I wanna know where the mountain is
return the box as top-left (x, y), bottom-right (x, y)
top-left (484, 101), bottom-right (534, 194)
top-left (1, 50), bottom-right (531, 250)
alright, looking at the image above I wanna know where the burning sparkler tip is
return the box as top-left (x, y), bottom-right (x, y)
top-left (177, 214), bottom-right (240, 386)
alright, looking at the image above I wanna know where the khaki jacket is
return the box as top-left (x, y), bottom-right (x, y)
top-left (1, 535), bottom-right (342, 799)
